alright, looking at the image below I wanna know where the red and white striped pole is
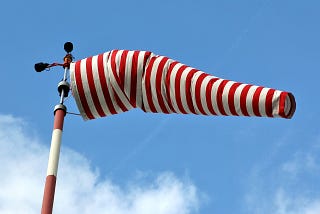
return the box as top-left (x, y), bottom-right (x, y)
top-left (41, 42), bottom-right (73, 214)
top-left (41, 104), bottom-right (66, 214)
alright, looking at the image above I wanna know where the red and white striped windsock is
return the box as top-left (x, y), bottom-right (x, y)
top-left (70, 50), bottom-right (296, 120)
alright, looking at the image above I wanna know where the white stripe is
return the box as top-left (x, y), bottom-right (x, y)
top-left (107, 52), bottom-right (133, 111)
top-left (92, 55), bottom-right (111, 116)
top-left (222, 81), bottom-right (236, 116)
top-left (200, 75), bottom-right (214, 115)
top-left (47, 129), bottom-right (62, 176)
top-left (70, 63), bottom-right (87, 120)
top-left (233, 83), bottom-right (247, 116)
top-left (150, 56), bottom-right (164, 112)
top-left (149, 56), bottom-right (173, 113)
top-left (136, 51), bottom-right (148, 108)
top-left (115, 50), bottom-right (124, 77)
top-left (246, 85), bottom-right (259, 116)
top-left (141, 55), bottom-right (154, 112)
top-left (141, 78), bottom-right (151, 111)
top-left (258, 87), bottom-right (270, 117)
top-left (190, 71), bottom-right (205, 114)
top-left (210, 79), bottom-right (224, 115)
top-left (102, 52), bottom-right (121, 114)
top-left (105, 53), bottom-right (123, 114)
top-left (160, 58), bottom-right (174, 113)
top-left (124, 51), bottom-right (134, 101)
top-left (272, 90), bottom-right (281, 117)
top-left (81, 58), bottom-right (99, 118)
top-left (180, 66), bottom-right (194, 114)
top-left (169, 63), bottom-right (184, 113)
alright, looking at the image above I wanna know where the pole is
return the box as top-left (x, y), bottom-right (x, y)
top-left (41, 52), bottom-right (71, 213)
top-left (41, 104), bottom-right (66, 214)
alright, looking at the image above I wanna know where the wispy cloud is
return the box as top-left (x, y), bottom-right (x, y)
top-left (244, 131), bottom-right (320, 214)
top-left (0, 114), bottom-right (200, 214)
top-left (273, 188), bottom-right (320, 214)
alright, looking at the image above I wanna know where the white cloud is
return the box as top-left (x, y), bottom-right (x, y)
top-left (0, 115), bottom-right (200, 214)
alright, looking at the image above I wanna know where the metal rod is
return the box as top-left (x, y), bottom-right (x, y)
top-left (63, 67), bottom-right (68, 82)
top-left (59, 67), bottom-right (69, 104)
top-left (59, 90), bottom-right (65, 104)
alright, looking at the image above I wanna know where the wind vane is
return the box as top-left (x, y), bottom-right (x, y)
top-left (35, 42), bottom-right (296, 213)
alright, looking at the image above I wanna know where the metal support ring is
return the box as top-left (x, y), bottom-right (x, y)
top-left (54, 104), bottom-right (67, 115)
top-left (57, 81), bottom-right (70, 98)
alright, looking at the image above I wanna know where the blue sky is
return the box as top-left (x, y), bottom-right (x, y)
top-left (1, 0), bottom-right (320, 213)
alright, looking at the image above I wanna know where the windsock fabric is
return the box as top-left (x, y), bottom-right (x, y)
top-left (70, 50), bottom-right (296, 120)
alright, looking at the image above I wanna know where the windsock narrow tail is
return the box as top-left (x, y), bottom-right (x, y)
top-left (70, 50), bottom-right (296, 120)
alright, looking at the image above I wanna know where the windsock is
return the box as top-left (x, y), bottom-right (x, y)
top-left (70, 50), bottom-right (296, 120)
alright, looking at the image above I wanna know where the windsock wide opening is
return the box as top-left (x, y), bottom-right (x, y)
top-left (284, 92), bottom-right (296, 119)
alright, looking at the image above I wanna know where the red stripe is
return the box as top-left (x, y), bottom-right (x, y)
top-left (75, 60), bottom-right (94, 119)
top-left (140, 51), bottom-right (152, 112)
top-left (144, 57), bottom-right (157, 112)
top-left (265, 89), bottom-right (275, 117)
top-left (205, 78), bottom-right (218, 115)
top-left (130, 51), bottom-right (139, 107)
top-left (195, 73), bottom-right (209, 115)
top-left (110, 50), bottom-right (122, 86)
top-left (97, 54), bottom-right (117, 114)
top-left (113, 91), bottom-right (127, 112)
top-left (86, 57), bottom-right (106, 117)
top-left (119, 50), bottom-right (129, 90)
top-left (227, 82), bottom-right (241, 116)
top-left (143, 51), bottom-right (152, 69)
top-left (278, 92), bottom-right (287, 118)
top-left (185, 69), bottom-right (198, 114)
top-left (216, 80), bottom-right (229, 115)
top-left (252, 86), bottom-right (263, 117)
top-left (53, 108), bottom-right (65, 130)
top-left (165, 61), bottom-right (179, 113)
top-left (239, 85), bottom-right (252, 116)
top-left (175, 65), bottom-right (188, 114)
top-left (155, 57), bottom-right (170, 113)
top-left (41, 175), bottom-right (56, 214)
top-left (110, 50), bottom-right (128, 112)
